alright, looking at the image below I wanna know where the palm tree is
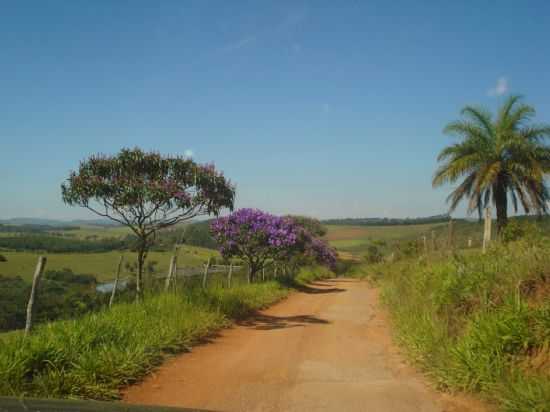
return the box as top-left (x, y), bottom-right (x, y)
top-left (433, 95), bottom-right (550, 234)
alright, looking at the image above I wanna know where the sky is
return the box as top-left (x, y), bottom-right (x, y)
top-left (1, 1), bottom-right (550, 220)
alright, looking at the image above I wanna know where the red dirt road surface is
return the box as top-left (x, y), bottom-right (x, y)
top-left (124, 279), bottom-right (488, 412)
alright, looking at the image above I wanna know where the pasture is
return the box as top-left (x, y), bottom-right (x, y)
top-left (325, 223), bottom-right (447, 255)
top-left (0, 246), bottom-right (217, 282)
top-left (48, 224), bottom-right (132, 239)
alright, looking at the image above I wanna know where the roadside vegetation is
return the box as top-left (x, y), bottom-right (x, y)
top-left (353, 224), bottom-right (549, 411)
top-left (0, 151), bottom-right (338, 401)
top-left (0, 264), bottom-right (332, 400)
top-left (348, 93), bottom-right (550, 412)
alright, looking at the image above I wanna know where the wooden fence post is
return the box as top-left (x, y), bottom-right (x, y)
top-left (482, 207), bottom-right (492, 254)
top-left (109, 255), bottom-right (124, 308)
top-left (172, 262), bottom-right (178, 292)
top-left (447, 219), bottom-right (454, 250)
top-left (227, 262), bottom-right (233, 288)
top-left (202, 258), bottom-right (211, 289)
top-left (25, 256), bottom-right (47, 337)
top-left (468, 238), bottom-right (472, 248)
top-left (431, 230), bottom-right (436, 252)
top-left (165, 254), bottom-right (177, 292)
top-left (262, 267), bottom-right (265, 282)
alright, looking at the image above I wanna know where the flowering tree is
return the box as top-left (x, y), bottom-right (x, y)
top-left (210, 209), bottom-right (337, 281)
top-left (285, 215), bottom-right (327, 237)
top-left (210, 209), bottom-right (300, 282)
top-left (62, 148), bottom-right (235, 299)
top-left (279, 220), bottom-right (337, 272)
top-left (306, 237), bottom-right (337, 269)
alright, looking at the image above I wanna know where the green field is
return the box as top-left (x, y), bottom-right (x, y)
top-left (48, 225), bottom-right (133, 239)
top-left (325, 223), bottom-right (447, 255)
top-left (0, 246), bottom-right (217, 282)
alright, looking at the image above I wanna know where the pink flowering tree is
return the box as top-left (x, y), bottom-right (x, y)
top-left (62, 148), bottom-right (235, 299)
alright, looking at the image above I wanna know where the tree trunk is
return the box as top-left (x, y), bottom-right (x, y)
top-left (136, 246), bottom-right (146, 302)
top-left (495, 183), bottom-right (508, 234)
top-left (248, 263), bottom-right (259, 284)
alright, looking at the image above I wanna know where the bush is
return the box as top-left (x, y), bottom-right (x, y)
top-left (364, 244), bottom-right (383, 264)
top-left (500, 219), bottom-right (543, 244)
top-left (0, 254), bottom-right (7, 262)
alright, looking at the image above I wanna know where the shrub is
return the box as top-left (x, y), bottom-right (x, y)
top-left (500, 219), bottom-right (543, 244)
top-left (0, 254), bottom-right (6, 262)
top-left (364, 244), bottom-right (383, 264)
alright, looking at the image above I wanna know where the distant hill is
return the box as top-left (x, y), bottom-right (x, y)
top-left (323, 214), bottom-right (453, 226)
top-left (0, 217), bottom-right (118, 227)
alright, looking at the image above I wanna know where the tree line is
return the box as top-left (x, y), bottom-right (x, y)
top-left (0, 223), bottom-right (81, 233)
top-left (323, 214), bottom-right (452, 226)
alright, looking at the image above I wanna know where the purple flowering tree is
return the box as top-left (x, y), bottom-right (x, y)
top-left (210, 209), bottom-right (338, 281)
top-left (306, 237), bottom-right (338, 269)
top-left (276, 219), bottom-right (337, 273)
top-left (210, 209), bottom-right (301, 282)
top-left (62, 148), bottom-right (235, 299)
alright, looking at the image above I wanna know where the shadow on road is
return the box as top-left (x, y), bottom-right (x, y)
top-left (322, 278), bottom-right (358, 283)
top-left (292, 283), bottom-right (346, 294)
top-left (238, 314), bottom-right (330, 330)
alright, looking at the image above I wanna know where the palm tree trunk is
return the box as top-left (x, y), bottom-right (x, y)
top-left (495, 184), bottom-right (508, 234)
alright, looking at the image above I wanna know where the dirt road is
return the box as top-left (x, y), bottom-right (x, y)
top-left (124, 279), bottom-right (487, 412)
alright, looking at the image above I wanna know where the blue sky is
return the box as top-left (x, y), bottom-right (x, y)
top-left (1, 1), bottom-right (549, 220)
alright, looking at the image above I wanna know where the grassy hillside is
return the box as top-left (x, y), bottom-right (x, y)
top-left (0, 265), bottom-right (333, 400)
top-left (352, 231), bottom-right (550, 411)
top-left (50, 225), bottom-right (132, 239)
top-left (325, 222), bottom-right (447, 255)
top-left (0, 246), bottom-right (217, 282)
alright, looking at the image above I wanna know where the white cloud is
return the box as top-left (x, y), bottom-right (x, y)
top-left (487, 76), bottom-right (509, 97)
top-left (184, 149), bottom-right (194, 158)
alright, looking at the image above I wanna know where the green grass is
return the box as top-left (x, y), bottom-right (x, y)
top-left (352, 237), bottom-right (550, 412)
top-left (0, 247), bottom-right (217, 282)
top-left (0, 265), bottom-right (333, 400)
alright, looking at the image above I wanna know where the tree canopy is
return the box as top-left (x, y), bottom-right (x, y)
top-left (62, 147), bottom-right (235, 298)
top-left (433, 95), bottom-right (550, 232)
top-left (210, 209), bottom-right (336, 281)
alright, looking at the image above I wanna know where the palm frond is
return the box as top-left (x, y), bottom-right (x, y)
top-left (461, 106), bottom-right (494, 136)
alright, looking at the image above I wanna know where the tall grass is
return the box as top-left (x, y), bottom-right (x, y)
top-left (354, 238), bottom-right (550, 412)
top-left (0, 269), bottom-right (322, 400)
